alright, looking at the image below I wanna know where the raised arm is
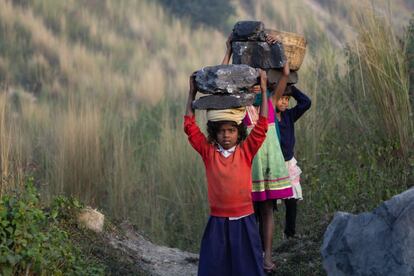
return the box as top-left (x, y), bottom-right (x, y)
top-left (259, 69), bottom-right (268, 118)
top-left (185, 74), bottom-right (197, 117)
top-left (265, 32), bottom-right (281, 44)
top-left (271, 60), bottom-right (290, 106)
top-left (288, 86), bottom-right (312, 122)
top-left (184, 74), bottom-right (209, 156)
top-left (221, 33), bottom-right (233, 65)
top-left (264, 32), bottom-right (290, 106)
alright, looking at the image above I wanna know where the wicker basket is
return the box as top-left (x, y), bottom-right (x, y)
top-left (265, 29), bottom-right (307, 71)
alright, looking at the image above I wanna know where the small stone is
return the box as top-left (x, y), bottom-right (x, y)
top-left (195, 64), bottom-right (259, 94)
top-left (77, 207), bottom-right (104, 233)
top-left (232, 41), bottom-right (286, 69)
top-left (192, 93), bottom-right (256, 110)
top-left (232, 21), bottom-right (266, 42)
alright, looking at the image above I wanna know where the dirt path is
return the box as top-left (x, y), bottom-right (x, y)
top-left (106, 222), bottom-right (198, 276)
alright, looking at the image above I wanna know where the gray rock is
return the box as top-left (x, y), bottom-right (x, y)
top-left (195, 64), bottom-right (258, 94)
top-left (192, 93), bottom-right (256, 110)
top-left (321, 188), bottom-right (414, 276)
top-left (232, 21), bottom-right (266, 42)
top-left (232, 41), bottom-right (286, 69)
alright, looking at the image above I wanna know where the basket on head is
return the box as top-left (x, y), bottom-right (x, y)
top-left (265, 29), bottom-right (307, 71)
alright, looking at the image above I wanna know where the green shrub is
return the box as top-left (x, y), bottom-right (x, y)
top-left (0, 178), bottom-right (105, 275)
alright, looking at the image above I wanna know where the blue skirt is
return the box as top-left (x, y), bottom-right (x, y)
top-left (198, 214), bottom-right (265, 276)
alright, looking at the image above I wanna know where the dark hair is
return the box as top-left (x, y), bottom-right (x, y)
top-left (207, 121), bottom-right (247, 144)
top-left (283, 85), bottom-right (293, 96)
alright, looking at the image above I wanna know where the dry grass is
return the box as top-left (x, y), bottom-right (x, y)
top-left (53, 102), bottom-right (104, 201)
top-left (0, 92), bottom-right (26, 196)
top-left (0, 92), bottom-right (11, 195)
top-left (350, 5), bottom-right (413, 156)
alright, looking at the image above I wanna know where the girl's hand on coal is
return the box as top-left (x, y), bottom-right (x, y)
top-left (258, 68), bottom-right (267, 84)
top-left (283, 58), bottom-right (290, 76)
top-left (189, 73), bottom-right (197, 95)
top-left (249, 85), bottom-right (261, 94)
top-left (265, 33), bottom-right (281, 44)
top-left (226, 33), bottom-right (233, 51)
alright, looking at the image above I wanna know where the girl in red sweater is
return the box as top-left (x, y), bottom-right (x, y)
top-left (184, 70), bottom-right (268, 276)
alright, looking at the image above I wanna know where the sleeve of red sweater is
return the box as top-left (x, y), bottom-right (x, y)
top-left (183, 115), bottom-right (208, 157)
top-left (242, 115), bottom-right (268, 163)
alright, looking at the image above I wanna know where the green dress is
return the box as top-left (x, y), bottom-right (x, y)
top-left (244, 99), bottom-right (293, 201)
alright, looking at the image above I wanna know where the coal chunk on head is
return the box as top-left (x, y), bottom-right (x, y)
top-left (192, 93), bottom-right (256, 110)
top-left (232, 41), bottom-right (286, 69)
top-left (195, 64), bottom-right (259, 94)
top-left (232, 21), bottom-right (266, 41)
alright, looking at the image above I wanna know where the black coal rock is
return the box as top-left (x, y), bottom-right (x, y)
top-left (192, 93), bottom-right (256, 110)
top-left (232, 21), bottom-right (266, 42)
top-left (232, 41), bottom-right (286, 69)
top-left (195, 64), bottom-right (259, 94)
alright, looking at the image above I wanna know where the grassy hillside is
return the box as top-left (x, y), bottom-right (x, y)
top-left (0, 0), bottom-right (412, 100)
top-left (1, 0), bottom-right (414, 274)
top-left (0, 0), bottom-right (228, 102)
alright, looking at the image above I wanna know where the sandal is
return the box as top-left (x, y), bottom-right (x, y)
top-left (264, 262), bottom-right (276, 274)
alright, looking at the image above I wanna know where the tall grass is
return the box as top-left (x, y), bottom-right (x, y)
top-left (350, 8), bottom-right (413, 157)
top-left (294, 3), bottom-right (414, 220)
top-left (0, 92), bottom-right (12, 195)
top-left (0, 92), bottom-right (27, 196)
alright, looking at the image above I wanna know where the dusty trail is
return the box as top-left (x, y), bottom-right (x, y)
top-left (106, 221), bottom-right (198, 276)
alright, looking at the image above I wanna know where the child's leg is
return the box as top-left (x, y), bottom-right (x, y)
top-left (253, 202), bottom-right (265, 250)
top-left (259, 200), bottom-right (275, 268)
top-left (284, 198), bottom-right (297, 238)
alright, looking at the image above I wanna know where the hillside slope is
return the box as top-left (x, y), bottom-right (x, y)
top-left (0, 0), bottom-right (224, 103)
top-left (1, 0), bottom-right (412, 102)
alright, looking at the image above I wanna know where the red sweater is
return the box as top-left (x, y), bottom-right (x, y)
top-left (184, 115), bottom-right (268, 217)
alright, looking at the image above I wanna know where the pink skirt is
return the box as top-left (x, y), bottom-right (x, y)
top-left (286, 157), bottom-right (303, 200)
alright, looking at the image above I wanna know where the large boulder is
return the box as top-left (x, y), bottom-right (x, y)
top-left (232, 41), bottom-right (286, 69)
top-left (321, 188), bottom-right (414, 276)
top-left (192, 93), bottom-right (256, 110)
top-left (195, 64), bottom-right (258, 94)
